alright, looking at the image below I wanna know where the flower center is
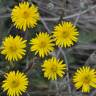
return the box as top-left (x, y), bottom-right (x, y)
top-left (51, 65), bottom-right (57, 72)
top-left (62, 31), bottom-right (69, 38)
top-left (83, 76), bottom-right (90, 84)
top-left (39, 41), bottom-right (47, 48)
top-left (11, 80), bottom-right (19, 88)
top-left (23, 11), bottom-right (30, 18)
top-left (9, 46), bottom-right (17, 52)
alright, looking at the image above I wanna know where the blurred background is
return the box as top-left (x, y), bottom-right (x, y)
top-left (0, 0), bottom-right (96, 96)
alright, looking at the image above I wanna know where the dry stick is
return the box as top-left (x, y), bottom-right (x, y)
top-left (40, 17), bottom-right (51, 34)
top-left (59, 48), bottom-right (72, 96)
top-left (55, 80), bottom-right (61, 96)
top-left (0, 4), bottom-right (96, 19)
top-left (55, 48), bottom-right (71, 95)
top-left (28, 90), bottom-right (57, 95)
top-left (0, 13), bottom-right (10, 18)
top-left (7, 25), bottom-right (14, 35)
top-left (42, 4), bottom-right (96, 21)
top-left (74, 15), bottom-right (80, 26)
top-left (30, 0), bottom-right (58, 17)
top-left (52, 48), bottom-right (72, 96)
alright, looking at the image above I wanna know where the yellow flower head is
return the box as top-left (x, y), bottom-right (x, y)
top-left (11, 2), bottom-right (40, 31)
top-left (2, 71), bottom-right (29, 96)
top-left (53, 22), bottom-right (79, 47)
top-left (73, 66), bottom-right (96, 93)
top-left (30, 32), bottom-right (54, 58)
top-left (42, 57), bottom-right (66, 80)
top-left (1, 35), bottom-right (26, 61)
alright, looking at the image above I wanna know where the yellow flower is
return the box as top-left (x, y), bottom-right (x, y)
top-left (2, 71), bottom-right (29, 96)
top-left (73, 66), bottom-right (96, 93)
top-left (1, 35), bottom-right (26, 61)
top-left (42, 57), bottom-right (66, 80)
top-left (30, 32), bottom-right (54, 57)
top-left (11, 2), bottom-right (40, 31)
top-left (53, 22), bottom-right (79, 47)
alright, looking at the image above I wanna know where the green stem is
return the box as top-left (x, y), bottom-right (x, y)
top-left (59, 47), bottom-right (72, 96)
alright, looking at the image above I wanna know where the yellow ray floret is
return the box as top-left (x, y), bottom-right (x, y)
top-left (11, 2), bottom-right (40, 31)
top-left (42, 57), bottom-right (66, 80)
top-left (73, 66), bottom-right (96, 93)
top-left (30, 32), bottom-right (55, 57)
top-left (1, 35), bottom-right (26, 61)
top-left (2, 71), bottom-right (29, 96)
top-left (53, 22), bottom-right (79, 47)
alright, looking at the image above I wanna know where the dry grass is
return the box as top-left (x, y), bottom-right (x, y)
top-left (0, 0), bottom-right (96, 96)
